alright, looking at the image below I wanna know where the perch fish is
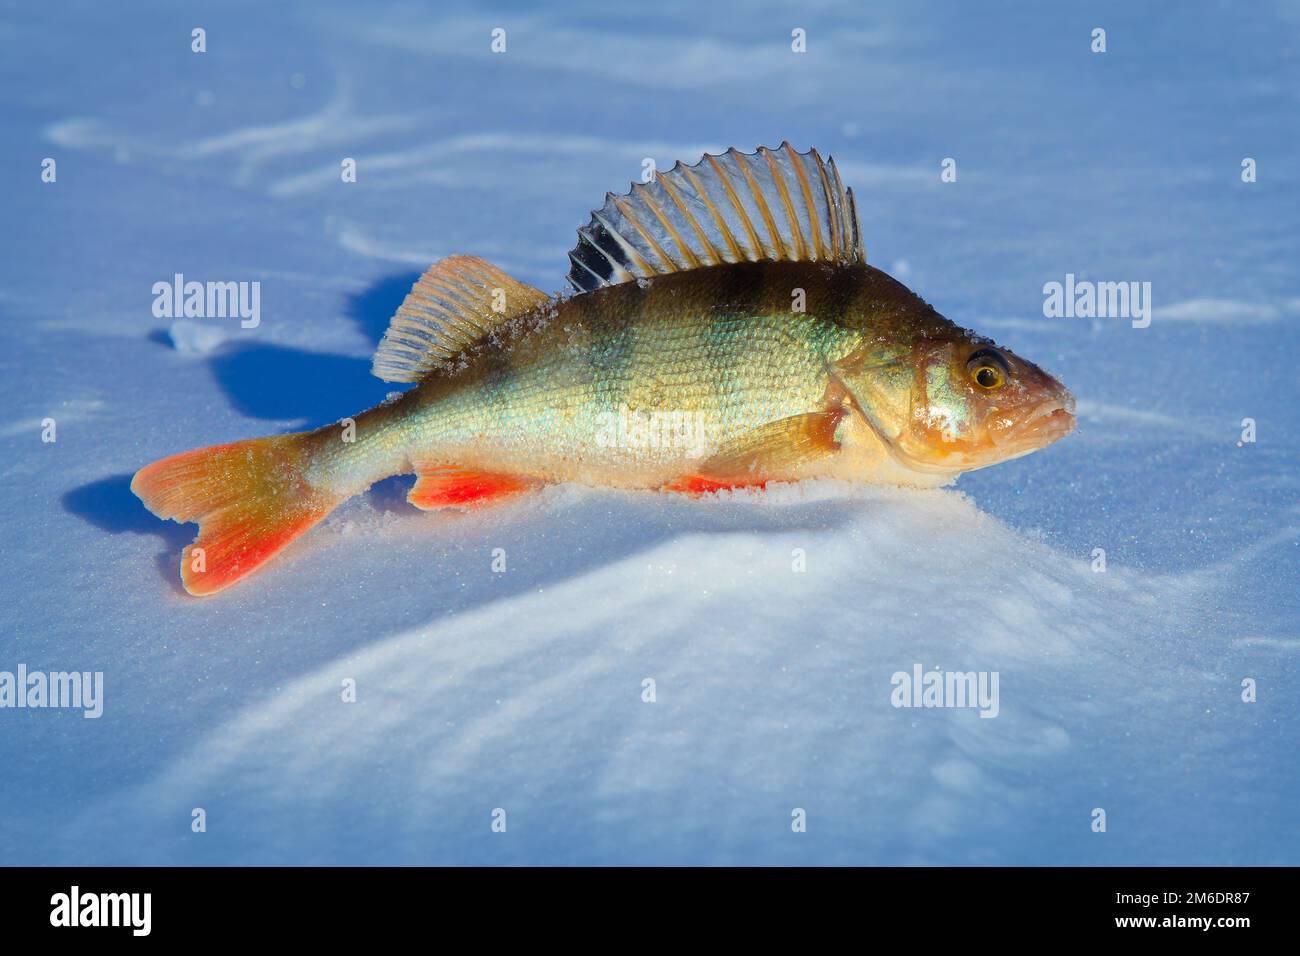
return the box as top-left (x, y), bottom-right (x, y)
top-left (133, 142), bottom-right (1075, 595)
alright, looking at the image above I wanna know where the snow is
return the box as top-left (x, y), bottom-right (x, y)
top-left (1, 1), bottom-right (1296, 865)
top-left (168, 319), bottom-right (231, 355)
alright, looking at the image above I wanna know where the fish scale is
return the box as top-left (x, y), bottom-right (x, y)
top-left (375, 264), bottom-right (862, 482)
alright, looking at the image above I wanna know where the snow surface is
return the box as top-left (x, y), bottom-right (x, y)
top-left (1, 0), bottom-right (1296, 865)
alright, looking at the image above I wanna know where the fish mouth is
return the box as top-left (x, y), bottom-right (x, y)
top-left (994, 395), bottom-right (1076, 454)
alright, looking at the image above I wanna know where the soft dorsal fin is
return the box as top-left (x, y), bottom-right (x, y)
top-left (565, 142), bottom-right (864, 293)
top-left (372, 255), bottom-right (549, 382)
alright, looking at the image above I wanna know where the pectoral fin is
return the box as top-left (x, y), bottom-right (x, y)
top-left (663, 409), bottom-right (843, 493)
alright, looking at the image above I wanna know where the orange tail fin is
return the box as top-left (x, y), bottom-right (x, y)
top-left (131, 432), bottom-right (343, 596)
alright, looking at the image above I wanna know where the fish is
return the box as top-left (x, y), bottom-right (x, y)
top-left (132, 142), bottom-right (1075, 596)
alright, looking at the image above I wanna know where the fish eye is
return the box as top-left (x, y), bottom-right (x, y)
top-left (967, 348), bottom-right (1008, 390)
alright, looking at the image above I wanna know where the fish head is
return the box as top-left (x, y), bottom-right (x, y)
top-left (841, 333), bottom-right (1075, 475)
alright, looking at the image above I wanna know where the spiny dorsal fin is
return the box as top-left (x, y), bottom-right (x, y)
top-left (566, 142), bottom-right (864, 293)
top-left (372, 255), bottom-right (549, 382)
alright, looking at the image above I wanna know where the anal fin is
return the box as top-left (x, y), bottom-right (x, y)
top-left (409, 465), bottom-right (536, 510)
top-left (663, 474), bottom-right (769, 494)
top-left (663, 409), bottom-right (843, 494)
